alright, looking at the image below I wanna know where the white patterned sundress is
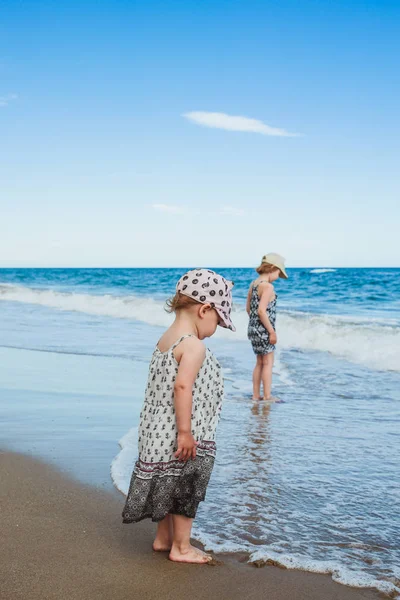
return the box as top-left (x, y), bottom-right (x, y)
top-left (122, 334), bottom-right (224, 523)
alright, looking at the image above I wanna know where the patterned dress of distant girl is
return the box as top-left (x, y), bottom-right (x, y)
top-left (247, 253), bottom-right (288, 401)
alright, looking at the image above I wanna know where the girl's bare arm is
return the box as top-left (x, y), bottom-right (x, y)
top-left (173, 338), bottom-right (206, 461)
top-left (246, 284), bottom-right (253, 315)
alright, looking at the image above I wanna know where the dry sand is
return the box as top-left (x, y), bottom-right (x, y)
top-left (0, 451), bottom-right (380, 600)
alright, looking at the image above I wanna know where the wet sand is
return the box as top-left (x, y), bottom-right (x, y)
top-left (0, 451), bottom-right (380, 600)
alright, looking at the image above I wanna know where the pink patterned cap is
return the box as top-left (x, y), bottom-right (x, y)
top-left (176, 269), bottom-right (236, 332)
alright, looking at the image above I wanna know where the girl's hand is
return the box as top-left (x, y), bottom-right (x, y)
top-left (175, 432), bottom-right (198, 461)
top-left (269, 331), bottom-right (277, 345)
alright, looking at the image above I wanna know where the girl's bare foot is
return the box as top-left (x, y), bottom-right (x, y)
top-left (153, 531), bottom-right (172, 552)
top-left (152, 540), bottom-right (172, 552)
top-left (153, 514), bottom-right (173, 551)
top-left (169, 544), bottom-right (212, 564)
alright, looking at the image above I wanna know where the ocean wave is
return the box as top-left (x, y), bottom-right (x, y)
top-left (310, 268), bottom-right (337, 274)
top-left (1, 283), bottom-right (399, 372)
top-left (0, 283), bottom-right (169, 326)
top-left (247, 549), bottom-right (399, 597)
top-left (192, 535), bottom-right (399, 597)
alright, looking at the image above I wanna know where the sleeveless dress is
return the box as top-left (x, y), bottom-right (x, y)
top-left (247, 281), bottom-right (278, 355)
top-left (122, 334), bottom-right (224, 523)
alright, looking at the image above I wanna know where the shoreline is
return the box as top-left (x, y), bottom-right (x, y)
top-left (0, 450), bottom-right (381, 600)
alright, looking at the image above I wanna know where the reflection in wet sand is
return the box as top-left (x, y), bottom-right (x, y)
top-left (250, 401), bottom-right (272, 452)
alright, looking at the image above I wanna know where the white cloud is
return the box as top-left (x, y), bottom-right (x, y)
top-left (183, 111), bottom-right (299, 137)
top-left (219, 205), bottom-right (245, 217)
top-left (151, 203), bottom-right (185, 214)
top-left (0, 93), bottom-right (18, 108)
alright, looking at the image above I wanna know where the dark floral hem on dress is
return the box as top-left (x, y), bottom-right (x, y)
top-left (122, 442), bottom-right (216, 522)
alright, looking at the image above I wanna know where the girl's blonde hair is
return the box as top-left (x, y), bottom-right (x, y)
top-left (256, 262), bottom-right (280, 275)
top-left (165, 292), bottom-right (200, 313)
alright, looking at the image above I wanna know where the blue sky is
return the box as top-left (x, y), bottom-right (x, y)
top-left (1, 0), bottom-right (399, 267)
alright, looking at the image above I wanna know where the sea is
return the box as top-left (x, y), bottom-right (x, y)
top-left (0, 267), bottom-right (399, 597)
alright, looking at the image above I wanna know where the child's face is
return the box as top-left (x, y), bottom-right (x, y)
top-left (270, 269), bottom-right (281, 282)
top-left (196, 304), bottom-right (220, 339)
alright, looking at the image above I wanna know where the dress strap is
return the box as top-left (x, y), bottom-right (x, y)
top-left (169, 334), bottom-right (196, 352)
top-left (253, 279), bottom-right (269, 289)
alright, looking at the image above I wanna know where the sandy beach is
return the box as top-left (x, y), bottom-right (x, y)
top-left (2, 0), bottom-right (400, 592)
top-left (0, 451), bottom-right (381, 600)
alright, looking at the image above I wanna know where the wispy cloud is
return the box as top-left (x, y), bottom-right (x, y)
top-left (0, 93), bottom-right (18, 108)
top-left (152, 203), bottom-right (185, 214)
top-left (183, 111), bottom-right (299, 137)
top-left (218, 205), bottom-right (245, 217)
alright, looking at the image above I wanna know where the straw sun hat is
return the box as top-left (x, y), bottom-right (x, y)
top-left (257, 253), bottom-right (288, 279)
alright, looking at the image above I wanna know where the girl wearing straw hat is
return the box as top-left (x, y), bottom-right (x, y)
top-left (246, 253), bottom-right (288, 401)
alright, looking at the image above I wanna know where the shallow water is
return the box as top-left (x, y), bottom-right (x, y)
top-left (1, 268), bottom-right (399, 596)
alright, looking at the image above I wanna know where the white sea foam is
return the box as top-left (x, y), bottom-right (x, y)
top-left (310, 268), bottom-right (337, 273)
top-left (110, 427), bottom-right (138, 496)
top-left (275, 311), bottom-right (400, 372)
top-left (2, 283), bottom-right (399, 372)
top-left (0, 283), bottom-right (171, 327)
top-left (248, 549), bottom-right (399, 597)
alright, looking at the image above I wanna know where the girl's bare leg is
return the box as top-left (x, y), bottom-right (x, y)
top-left (261, 352), bottom-right (274, 400)
top-left (169, 515), bottom-right (212, 564)
top-left (153, 514), bottom-right (173, 551)
top-left (252, 355), bottom-right (263, 399)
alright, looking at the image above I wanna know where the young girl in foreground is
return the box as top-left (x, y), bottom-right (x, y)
top-left (247, 253), bottom-right (288, 401)
top-left (122, 269), bottom-right (235, 564)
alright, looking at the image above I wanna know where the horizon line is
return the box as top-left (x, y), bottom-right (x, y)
top-left (0, 265), bottom-right (399, 270)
